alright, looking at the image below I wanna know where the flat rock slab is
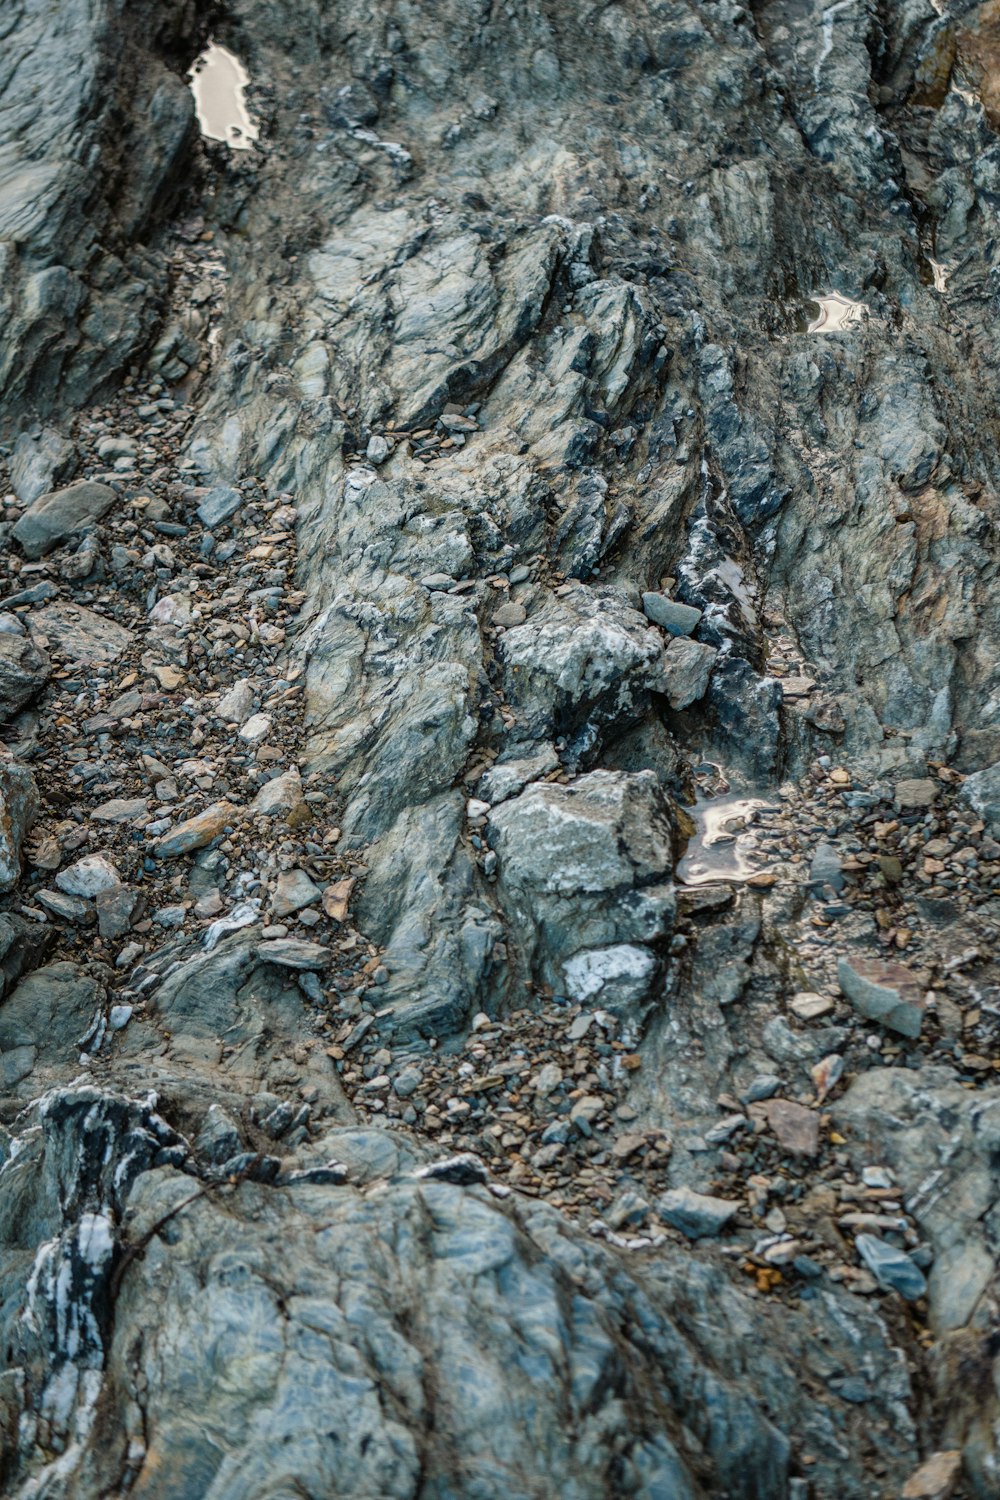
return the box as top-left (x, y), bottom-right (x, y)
top-left (91, 797), bottom-right (148, 822)
top-left (55, 854), bottom-right (122, 897)
top-left (36, 888), bottom-right (92, 922)
top-left (837, 956), bottom-right (924, 1037)
top-left (0, 633), bottom-right (49, 721)
top-left (153, 802), bottom-right (236, 857)
top-left (28, 602), bottom-right (133, 664)
top-left (763, 1098), bottom-right (820, 1157)
top-left (256, 938), bottom-right (330, 969)
top-left (641, 593), bottom-right (702, 636)
top-left (0, 756), bottom-right (38, 893)
top-left (13, 480), bottom-right (117, 558)
top-left (894, 777), bottom-right (938, 810)
top-left (855, 1233), bottom-right (927, 1301)
top-left (658, 1185), bottom-right (739, 1238)
top-left (901, 1451), bottom-right (963, 1500)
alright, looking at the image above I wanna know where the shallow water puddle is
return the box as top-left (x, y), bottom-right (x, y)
top-left (805, 293), bottom-right (869, 332)
top-left (676, 792), bottom-right (774, 886)
top-left (188, 43), bottom-right (259, 151)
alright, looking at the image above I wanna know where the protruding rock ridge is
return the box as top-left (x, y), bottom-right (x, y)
top-left (0, 0), bottom-right (197, 424)
top-left (1, 0), bottom-right (1000, 1496)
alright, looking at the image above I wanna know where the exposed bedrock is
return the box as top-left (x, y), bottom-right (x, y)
top-left (2, 0), bottom-right (1000, 1496)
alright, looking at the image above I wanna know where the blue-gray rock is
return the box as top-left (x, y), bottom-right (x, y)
top-left (837, 957), bottom-right (924, 1038)
top-left (855, 1234), bottom-right (927, 1302)
top-left (658, 1185), bottom-right (740, 1238)
top-left (12, 480), bottom-right (116, 558)
top-left (10, 427), bottom-right (75, 504)
top-left (809, 841), bottom-right (844, 894)
top-left (196, 485), bottom-right (243, 528)
top-left (743, 1074), bottom-right (782, 1104)
top-left (960, 760), bottom-right (1000, 830)
top-left (641, 593), bottom-right (703, 636)
top-left (0, 754), bottom-right (37, 891)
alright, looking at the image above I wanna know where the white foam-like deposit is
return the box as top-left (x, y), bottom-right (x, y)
top-left (188, 44), bottom-right (259, 151)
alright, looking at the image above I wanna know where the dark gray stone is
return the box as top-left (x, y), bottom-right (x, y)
top-left (196, 486), bottom-right (242, 528)
top-left (855, 1235), bottom-right (927, 1302)
top-left (0, 632), bottom-right (49, 723)
top-left (13, 481), bottom-right (116, 558)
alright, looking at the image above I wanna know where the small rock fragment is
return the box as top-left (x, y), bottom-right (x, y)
top-left (321, 876), bottom-right (355, 922)
top-left (663, 637), bottom-right (717, 709)
top-left (742, 1074), bottom-right (781, 1104)
top-left (837, 956), bottom-right (924, 1038)
top-left (0, 754), bottom-right (38, 892)
top-left (153, 803), bottom-right (235, 858)
top-left (196, 486), bottom-right (242, 528)
top-left (239, 713), bottom-right (272, 743)
top-left (789, 991), bottom-right (833, 1021)
top-left (36, 889), bottom-right (92, 922)
top-left (91, 798), bottom-right (148, 822)
top-left (271, 868), bottom-right (322, 917)
top-left (641, 594), bottom-right (702, 636)
top-left (811, 1053), bottom-right (844, 1103)
top-left (658, 1185), bottom-right (739, 1239)
top-left (492, 602), bottom-right (526, 627)
top-left (416, 1153), bottom-right (488, 1185)
top-left (217, 678), bottom-right (255, 723)
top-left (252, 768), bottom-right (303, 818)
top-left (151, 664), bottom-right (184, 691)
top-left (10, 426), bottom-right (75, 505)
top-left (763, 1099), bottom-right (820, 1157)
top-left (894, 777), bottom-right (938, 811)
top-left (256, 938), bottom-right (330, 969)
top-left (808, 841), bottom-right (843, 893)
top-left (855, 1233), bottom-right (927, 1301)
top-left (0, 633), bottom-right (50, 721)
top-left (55, 854), bottom-right (122, 897)
top-left (901, 1452), bottom-right (962, 1500)
top-left (95, 885), bottom-right (142, 939)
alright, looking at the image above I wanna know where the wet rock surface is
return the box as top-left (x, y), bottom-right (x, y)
top-left (1, 0), bottom-right (1000, 1496)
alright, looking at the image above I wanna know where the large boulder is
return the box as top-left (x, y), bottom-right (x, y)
top-left (0, 1085), bottom-right (921, 1500)
top-left (0, 631), bottom-right (49, 721)
top-left (960, 760), bottom-right (1000, 832)
top-left (0, 961), bottom-right (105, 1107)
top-left (496, 583), bottom-right (668, 761)
top-left (488, 769), bottom-right (675, 1012)
top-left (12, 480), bottom-right (117, 557)
top-left (0, 752), bottom-right (38, 891)
top-left (9, 426), bottom-right (74, 503)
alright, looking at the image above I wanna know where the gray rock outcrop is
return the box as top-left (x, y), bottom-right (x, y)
top-left (3, 0), bottom-right (1000, 1495)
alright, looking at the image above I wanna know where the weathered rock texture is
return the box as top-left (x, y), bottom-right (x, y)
top-left (2, 0), bottom-right (1000, 1497)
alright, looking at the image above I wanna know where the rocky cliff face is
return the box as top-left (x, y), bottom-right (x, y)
top-left (0, 1), bottom-right (998, 1496)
